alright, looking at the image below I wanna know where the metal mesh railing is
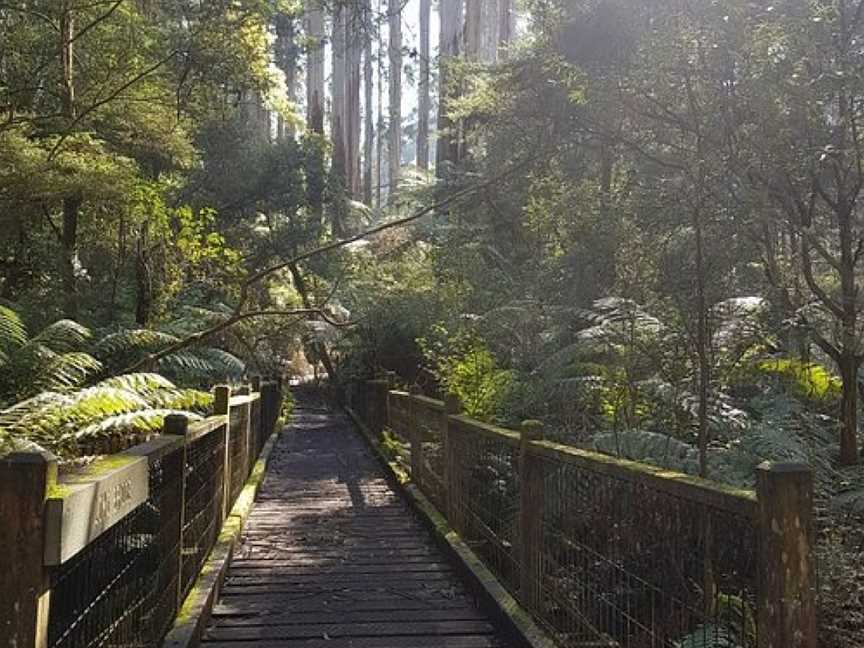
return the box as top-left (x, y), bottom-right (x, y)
top-left (180, 423), bottom-right (226, 601)
top-left (250, 396), bottom-right (263, 457)
top-left (43, 387), bottom-right (280, 648)
top-left (413, 397), bottom-right (446, 511)
top-left (529, 454), bottom-right (759, 647)
top-left (376, 386), bottom-right (763, 648)
top-left (227, 405), bottom-right (249, 505)
top-left (449, 418), bottom-right (522, 595)
top-left (48, 445), bottom-right (185, 648)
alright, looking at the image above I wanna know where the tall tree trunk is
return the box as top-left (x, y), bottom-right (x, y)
top-left (305, 3), bottom-right (325, 131)
top-left (387, 0), bottom-right (402, 202)
top-left (693, 209), bottom-right (710, 478)
top-left (275, 12), bottom-right (297, 139)
top-left (135, 228), bottom-right (152, 326)
top-left (345, 7), bottom-right (362, 199)
top-left (417, 0), bottom-right (431, 171)
top-left (60, 3), bottom-right (79, 319)
top-left (288, 263), bottom-right (338, 384)
top-left (363, 0), bottom-right (374, 206)
top-left (436, 0), bottom-right (463, 175)
top-left (465, 0), bottom-right (483, 60)
top-left (498, 0), bottom-right (512, 57)
top-left (376, 0), bottom-right (385, 208)
top-left (331, 6), bottom-right (347, 235)
top-left (838, 202), bottom-right (860, 465)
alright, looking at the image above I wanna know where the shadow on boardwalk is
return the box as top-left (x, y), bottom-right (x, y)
top-left (202, 397), bottom-right (512, 648)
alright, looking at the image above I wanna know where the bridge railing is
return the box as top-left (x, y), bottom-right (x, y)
top-left (357, 379), bottom-right (817, 648)
top-left (0, 379), bottom-right (283, 648)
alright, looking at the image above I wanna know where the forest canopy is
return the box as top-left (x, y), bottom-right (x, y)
top-left (2, 1), bottom-right (864, 643)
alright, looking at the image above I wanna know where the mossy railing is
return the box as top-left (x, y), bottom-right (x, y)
top-left (356, 379), bottom-right (817, 648)
top-left (0, 379), bottom-right (283, 648)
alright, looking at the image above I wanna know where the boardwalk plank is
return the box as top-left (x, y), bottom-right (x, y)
top-left (201, 402), bottom-right (513, 648)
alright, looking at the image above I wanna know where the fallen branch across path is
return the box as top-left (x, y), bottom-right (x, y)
top-left (123, 157), bottom-right (535, 373)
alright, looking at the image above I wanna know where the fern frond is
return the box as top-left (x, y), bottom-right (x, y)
top-left (74, 409), bottom-right (204, 441)
top-left (93, 329), bottom-right (179, 359)
top-left (0, 304), bottom-right (27, 362)
top-left (27, 319), bottom-right (91, 353)
top-left (31, 351), bottom-right (102, 393)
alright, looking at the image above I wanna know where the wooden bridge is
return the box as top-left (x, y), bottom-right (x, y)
top-left (201, 403), bottom-right (512, 647)
top-left (1, 379), bottom-right (819, 648)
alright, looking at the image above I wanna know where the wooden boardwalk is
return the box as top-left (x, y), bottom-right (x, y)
top-left (202, 403), bottom-right (513, 648)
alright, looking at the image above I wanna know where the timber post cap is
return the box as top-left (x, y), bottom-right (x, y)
top-left (520, 420), bottom-right (544, 441)
top-left (163, 413), bottom-right (190, 436)
top-left (1, 449), bottom-right (58, 466)
top-left (444, 393), bottom-right (461, 414)
top-left (756, 461), bottom-right (812, 475)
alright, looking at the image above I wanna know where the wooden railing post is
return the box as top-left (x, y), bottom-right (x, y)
top-left (408, 386), bottom-right (424, 486)
top-left (214, 385), bottom-right (231, 520)
top-left (443, 394), bottom-right (462, 533)
top-left (365, 379), bottom-right (390, 435)
top-left (756, 462), bottom-right (817, 648)
top-left (519, 420), bottom-right (544, 612)
top-left (164, 414), bottom-right (189, 610)
top-left (0, 450), bottom-right (57, 648)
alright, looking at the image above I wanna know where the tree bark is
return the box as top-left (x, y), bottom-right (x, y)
top-left (363, 0), bottom-right (374, 205)
top-left (417, 0), bottom-right (431, 170)
top-left (331, 5), bottom-right (347, 235)
top-left (288, 263), bottom-right (338, 384)
top-left (436, 0), bottom-right (463, 175)
top-left (498, 0), bottom-right (513, 57)
top-left (376, 0), bottom-right (385, 207)
top-left (60, 2), bottom-right (79, 319)
top-left (305, 3), bottom-right (325, 131)
top-left (387, 0), bottom-right (402, 202)
top-left (346, 6), bottom-right (362, 198)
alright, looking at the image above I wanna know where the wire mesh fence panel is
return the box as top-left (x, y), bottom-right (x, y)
top-left (387, 391), bottom-right (411, 443)
top-left (530, 453), bottom-right (759, 648)
top-left (386, 391), bottom-right (413, 474)
top-left (413, 397), bottom-right (446, 512)
top-left (450, 419), bottom-right (522, 595)
top-left (180, 425), bottom-right (226, 601)
top-left (48, 446), bottom-right (184, 648)
top-left (227, 405), bottom-right (248, 507)
top-left (250, 396), bottom-right (263, 458)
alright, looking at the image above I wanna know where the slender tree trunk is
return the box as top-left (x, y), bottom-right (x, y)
top-left (839, 352), bottom-right (860, 465)
top-left (305, 3), bottom-right (325, 130)
top-left (60, 3), bottom-right (79, 319)
top-left (135, 228), bottom-right (152, 326)
top-left (288, 263), bottom-right (338, 384)
top-left (839, 203), bottom-right (860, 465)
top-left (498, 0), bottom-right (512, 57)
top-left (331, 6), bottom-right (347, 235)
top-left (346, 7), bottom-right (362, 198)
top-left (363, 0), bottom-right (375, 206)
top-left (693, 209), bottom-right (711, 478)
top-left (465, 0), bottom-right (483, 60)
top-left (436, 0), bottom-right (463, 175)
top-left (417, 0), bottom-right (431, 171)
top-left (376, 0), bottom-right (385, 208)
top-left (387, 0), bottom-right (402, 202)
top-left (275, 12), bottom-right (297, 139)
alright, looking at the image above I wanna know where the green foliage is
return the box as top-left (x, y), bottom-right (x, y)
top-left (754, 359), bottom-right (841, 405)
top-left (0, 373), bottom-right (210, 456)
top-left (420, 326), bottom-right (513, 421)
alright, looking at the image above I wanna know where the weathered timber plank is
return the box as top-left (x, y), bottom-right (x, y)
top-left (202, 637), bottom-right (504, 648)
top-left (200, 401), bottom-right (513, 648)
top-left (205, 620), bottom-right (496, 640)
